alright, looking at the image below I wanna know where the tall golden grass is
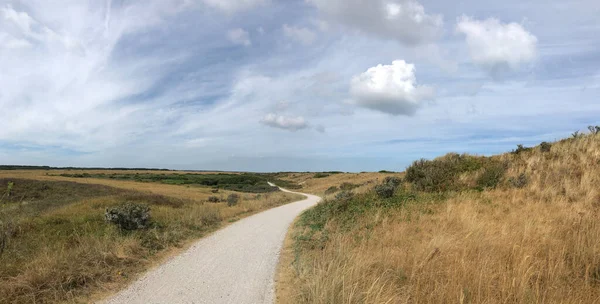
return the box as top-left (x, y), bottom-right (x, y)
top-left (0, 171), bottom-right (303, 303)
top-left (279, 134), bottom-right (600, 303)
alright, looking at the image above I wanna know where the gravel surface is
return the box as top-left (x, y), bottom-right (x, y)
top-left (101, 186), bottom-right (320, 304)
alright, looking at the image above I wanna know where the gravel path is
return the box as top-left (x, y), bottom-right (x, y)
top-left (102, 186), bottom-right (320, 304)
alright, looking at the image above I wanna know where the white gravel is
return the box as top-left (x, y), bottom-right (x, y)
top-left (101, 186), bottom-right (320, 304)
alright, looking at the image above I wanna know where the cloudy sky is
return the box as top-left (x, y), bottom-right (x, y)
top-left (1, 0), bottom-right (599, 172)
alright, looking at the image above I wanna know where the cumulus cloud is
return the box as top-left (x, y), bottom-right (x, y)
top-left (306, 0), bottom-right (442, 45)
top-left (227, 28), bottom-right (252, 46)
top-left (260, 113), bottom-right (308, 131)
top-left (456, 16), bottom-right (538, 75)
top-left (202, 0), bottom-right (268, 13)
top-left (283, 24), bottom-right (317, 45)
top-left (350, 60), bottom-right (434, 116)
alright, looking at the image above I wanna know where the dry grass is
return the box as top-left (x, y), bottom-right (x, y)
top-left (279, 134), bottom-right (600, 303)
top-left (0, 171), bottom-right (303, 303)
top-left (278, 172), bottom-right (397, 197)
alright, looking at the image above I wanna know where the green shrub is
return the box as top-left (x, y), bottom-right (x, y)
top-left (476, 162), bottom-right (507, 189)
top-left (207, 196), bottom-right (220, 203)
top-left (5, 182), bottom-right (13, 198)
top-left (334, 190), bottom-right (354, 202)
top-left (227, 194), bottom-right (240, 207)
top-left (324, 186), bottom-right (339, 195)
top-left (405, 154), bottom-right (506, 192)
top-left (512, 144), bottom-right (532, 155)
top-left (105, 203), bottom-right (151, 230)
top-left (374, 176), bottom-right (402, 198)
top-left (313, 173), bottom-right (330, 178)
top-left (383, 176), bottom-right (401, 187)
top-left (508, 173), bottom-right (528, 188)
top-left (589, 126), bottom-right (600, 135)
top-left (540, 142), bottom-right (552, 153)
top-left (374, 183), bottom-right (396, 198)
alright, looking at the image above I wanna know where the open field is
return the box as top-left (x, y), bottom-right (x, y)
top-left (278, 132), bottom-right (600, 303)
top-left (0, 170), bottom-right (303, 303)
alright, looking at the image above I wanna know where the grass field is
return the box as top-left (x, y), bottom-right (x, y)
top-left (278, 132), bottom-right (600, 303)
top-left (0, 170), bottom-right (303, 303)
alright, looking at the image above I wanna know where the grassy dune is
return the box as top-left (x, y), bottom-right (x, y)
top-left (279, 133), bottom-right (600, 303)
top-left (0, 172), bottom-right (302, 303)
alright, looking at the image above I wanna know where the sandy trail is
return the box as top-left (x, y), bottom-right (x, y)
top-left (102, 185), bottom-right (320, 304)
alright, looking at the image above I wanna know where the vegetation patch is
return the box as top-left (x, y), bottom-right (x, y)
top-left (57, 172), bottom-right (300, 193)
top-left (405, 153), bottom-right (506, 192)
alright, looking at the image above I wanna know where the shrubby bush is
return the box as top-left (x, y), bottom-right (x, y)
top-left (405, 153), bottom-right (507, 192)
top-left (227, 194), bottom-right (240, 207)
top-left (314, 173), bottom-right (330, 178)
top-left (540, 142), bottom-right (552, 153)
top-left (324, 186), bottom-right (339, 195)
top-left (207, 196), bottom-right (220, 203)
top-left (105, 203), bottom-right (151, 230)
top-left (374, 176), bottom-right (402, 198)
top-left (334, 190), bottom-right (354, 202)
top-left (476, 162), bottom-right (507, 190)
top-left (512, 144), bottom-right (533, 155)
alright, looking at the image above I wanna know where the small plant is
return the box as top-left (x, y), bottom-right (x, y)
top-left (375, 183), bottom-right (396, 198)
top-left (476, 162), bottom-right (507, 190)
top-left (508, 173), bottom-right (528, 188)
top-left (588, 126), bottom-right (600, 135)
top-left (512, 144), bottom-right (532, 155)
top-left (572, 131), bottom-right (581, 139)
top-left (207, 196), bottom-right (220, 203)
top-left (375, 176), bottom-right (402, 198)
top-left (324, 186), bottom-right (339, 195)
top-left (105, 203), bottom-right (151, 230)
top-left (6, 182), bottom-right (13, 198)
top-left (540, 142), bottom-right (552, 153)
top-left (227, 194), bottom-right (240, 207)
top-left (313, 173), bottom-right (330, 178)
top-left (383, 176), bottom-right (401, 187)
top-left (334, 190), bottom-right (354, 202)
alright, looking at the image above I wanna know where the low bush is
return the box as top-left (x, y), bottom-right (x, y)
top-left (374, 176), bottom-right (402, 198)
top-left (313, 173), bottom-right (330, 178)
top-left (476, 162), bottom-right (507, 190)
top-left (334, 190), bottom-right (354, 203)
top-left (227, 194), bottom-right (240, 207)
top-left (324, 186), bottom-right (339, 195)
top-left (374, 183), bottom-right (396, 198)
top-left (383, 176), bottom-right (401, 187)
top-left (105, 203), bottom-right (151, 230)
top-left (513, 144), bottom-right (533, 155)
top-left (207, 196), bottom-right (220, 203)
top-left (540, 142), bottom-right (552, 153)
top-left (405, 153), bottom-right (506, 192)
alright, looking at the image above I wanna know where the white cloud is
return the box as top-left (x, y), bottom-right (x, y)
top-left (283, 24), bottom-right (317, 45)
top-left (260, 113), bottom-right (308, 131)
top-left (350, 60), bottom-right (434, 116)
top-left (456, 16), bottom-right (538, 74)
top-left (0, 31), bottom-right (31, 49)
top-left (202, 0), bottom-right (268, 13)
top-left (227, 28), bottom-right (252, 46)
top-left (306, 0), bottom-right (442, 45)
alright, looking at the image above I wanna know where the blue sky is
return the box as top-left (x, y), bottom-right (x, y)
top-left (0, 0), bottom-right (599, 172)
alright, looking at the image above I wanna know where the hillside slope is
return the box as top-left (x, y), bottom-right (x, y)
top-left (279, 132), bottom-right (600, 303)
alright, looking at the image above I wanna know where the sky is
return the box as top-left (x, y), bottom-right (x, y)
top-left (0, 0), bottom-right (599, 172)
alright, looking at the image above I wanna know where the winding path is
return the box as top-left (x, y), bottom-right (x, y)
top-left (102, 185), bottom-right (320, 304)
